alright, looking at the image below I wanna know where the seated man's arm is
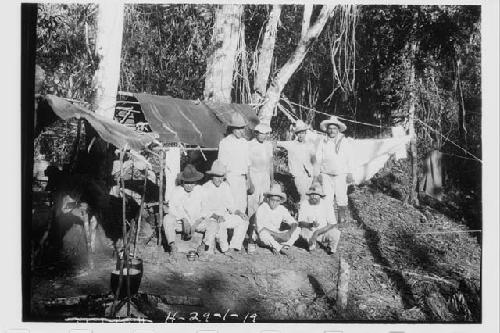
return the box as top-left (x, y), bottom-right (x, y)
top-left (298, 221), bottom-right (314, 229)
top-left (282, 208), bottom-right (298, 229)
top-left (313, 223), bottom-right (335, 237)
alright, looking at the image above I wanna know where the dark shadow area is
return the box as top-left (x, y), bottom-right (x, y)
top-left (307, 274), bottom-right (326, 299)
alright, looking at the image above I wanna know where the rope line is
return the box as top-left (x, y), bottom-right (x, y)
top-left (415, 118), bottom-right (482, 163)
top-left (441, 151), bottom-right (482, 162)
top-left (283, 99), bottom-right (392, 128)
top-left (415, 229), bottom-right (482, 235)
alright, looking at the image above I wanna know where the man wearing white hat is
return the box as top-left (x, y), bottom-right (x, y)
top-left (276, 120), bottom-right (316, 201)
top-left (297, 183), bottom-right (341, 254)
top-left (314, 116), bottom-right (353, 225)
top-left (200, 159), bottom-right (249, 255)
top-left (163, 164), bottom-right (216, 254)
top-left (218, 112), bottom-right (253, 214)
top-left (255, 184), bottom-right (300, 256)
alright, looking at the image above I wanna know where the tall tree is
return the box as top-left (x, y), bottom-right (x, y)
top-left (204, 4), bottom-right (243, 103)
top-left (258, 5), bottom-right (335, 125)
top-left (252, 5), bottom-right (281, 103)
top-left (92, 1), bottom-right (124, 118)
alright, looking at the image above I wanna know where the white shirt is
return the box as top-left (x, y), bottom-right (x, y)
top-left (200, 180), bottom-right (235, 217)
top-left (298, 199), bottom-right (337, 229)
top-left (255, 202), bottom-right (296, 233)
top-left (277, 140), bottom-right (316, 177)
top-left (315, 134), bottom-right (352, 176)
top-left (168, 185), bottom-right (204, 222)
top-left (249, 139), bottom-right (273, 174)
top-left (218, 134), bottom-right (250, 175)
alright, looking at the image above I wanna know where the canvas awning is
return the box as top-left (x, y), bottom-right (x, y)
top-left (133, 93), bottom-right (259, 148)
top-left (44, 95), bottom-right (155, 152)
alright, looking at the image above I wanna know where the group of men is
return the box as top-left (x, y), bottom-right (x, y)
top-left (162, 112), bottom-right (353, 257)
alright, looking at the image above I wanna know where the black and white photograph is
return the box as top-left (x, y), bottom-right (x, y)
top-left (10, 0), bottom-right (498, 328)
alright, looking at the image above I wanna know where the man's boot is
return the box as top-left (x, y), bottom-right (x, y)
top-left (337, 206), bottom-right (347, 226)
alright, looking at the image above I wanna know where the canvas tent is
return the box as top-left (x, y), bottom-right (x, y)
top-left (39, 94), bottom-right (259, 151)
top-left (132, 93), bottom-right (259, 148)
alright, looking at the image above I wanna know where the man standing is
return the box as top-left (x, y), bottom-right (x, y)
top-left (314, 116), bottom-right (354, 225)
top-left (255, 184), bottom-right (300, 256)
top-left (247, 123), bottom-right (274, 217)
top-left (276, 120), bottom-right (316, 201)
top-left (163, 164), bottom-right (217, 254)
top-left (201, 160), bottom-right (249, 255)
top-left (218, 112), bottom-right (252, 214)
top-left (297, 183), bottom-right (341, 254)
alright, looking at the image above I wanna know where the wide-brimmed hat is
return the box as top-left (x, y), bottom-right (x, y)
top-left (264, 183), bottom-right (287, 202)
top-left (306, 183), bottom-right (326, 197)
top-left (179, 164), bottom-right (204, 182)
top-left (227, 112), bottom-right (247, 128)
top-left (254, 123), bottom-right (272, 134)
top-left (293, 120), bottom-right (310, 133)
top-left (206, 159), bottom-right (227, 177)
top-left (320, 116), bottom-right (347, 132)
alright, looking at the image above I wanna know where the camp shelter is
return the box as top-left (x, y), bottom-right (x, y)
top-left (38, 93), bottom-right (259, 151)
top-left (115, 92), bottom-right (259, 148)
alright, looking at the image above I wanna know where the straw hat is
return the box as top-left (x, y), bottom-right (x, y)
top-left (206, 159), bottom-right (227, 177)
top-left (293, 120), bottom-right (310, 133)
top-left (264, 183), bottom-right (287, 202)
top-left (227, 112), bottom-right (247, 128)
top-left (320, 116), bottom-right (347, 132)
top-left (254, 123), bottom-right (272, 134)
top-left (178, 164), bottom-right (204, 182)
top-left (306, 183), bottom-right (326, 197)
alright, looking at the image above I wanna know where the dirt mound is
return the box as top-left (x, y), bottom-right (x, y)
top-left (350, 186), bottom-right (481, 322)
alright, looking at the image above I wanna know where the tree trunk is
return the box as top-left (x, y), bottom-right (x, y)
top-left (408, 42), bottom-right (418, 204)
top-left (252, 5), bottom-right (282, 102)
top-left (258, 5), bottom-right (335, 125)
top-left (301, 4), bottom-right (313, 39)
top-left (92, 1), bottom-right (124, 119)
top-left (456, 58), bottom-right (467, 144)
top-left (204, 4), bottom-right (244, 103)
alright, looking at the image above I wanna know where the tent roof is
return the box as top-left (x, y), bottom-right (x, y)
top-left (44, 95), bottom-right (155, 152)
top-left (42, 94), bottom-right (260, 151)
top-left (134, 93), bottom-right (259, 148)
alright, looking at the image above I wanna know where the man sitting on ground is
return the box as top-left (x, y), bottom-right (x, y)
top-left (255, 184), bottom-right (300, 256)
top-left (297, 183), bottom-right (341, 254)
top-left (200, 159), bottom-right (249, 256)
top-left (162, 164), bottom-right (218, 254)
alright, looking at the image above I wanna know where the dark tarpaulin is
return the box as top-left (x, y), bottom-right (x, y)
top-left (44, 95), bottom-right (154, 152)
top-left (134, 93), bottom-right (259, 148)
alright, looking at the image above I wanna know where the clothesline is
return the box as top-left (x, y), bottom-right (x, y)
top-left (415, 118), bottom-right (482, 163)
top-left (441, 151), bottom-right (482, 162)
top-left (283, 99), bottom-right (393, 129)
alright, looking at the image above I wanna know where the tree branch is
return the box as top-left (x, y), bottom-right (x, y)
top-left (258, 5), bottom-right (335, 125)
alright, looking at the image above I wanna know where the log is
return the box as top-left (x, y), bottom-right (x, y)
top-left (336, 256), bottom-right (350, 310)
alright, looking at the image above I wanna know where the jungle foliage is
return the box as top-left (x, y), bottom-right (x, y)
top-left (35, 4), bottom-right (481, 192)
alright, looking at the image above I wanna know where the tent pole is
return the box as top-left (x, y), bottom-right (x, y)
top-left (111, 145), bottom-right (128, 317)
top-left (158, 148), bottom-right (165, 249)
top-left (120, 146), bottom-right (131, 316)
top-left (133, 170), bottom-right (147, 258)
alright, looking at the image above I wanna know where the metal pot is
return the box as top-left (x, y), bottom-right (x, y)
top-left (110, 268), bottom-right (142, 299)
top-left (186, 250), bottom-right (198, 261)
top-left (116, 257), bottom-right (143, 275)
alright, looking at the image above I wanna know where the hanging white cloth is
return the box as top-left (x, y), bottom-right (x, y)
top-left (349, 135), bottom-right (411, 184)
top-left (164, 147), bottom-right (181, 203)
